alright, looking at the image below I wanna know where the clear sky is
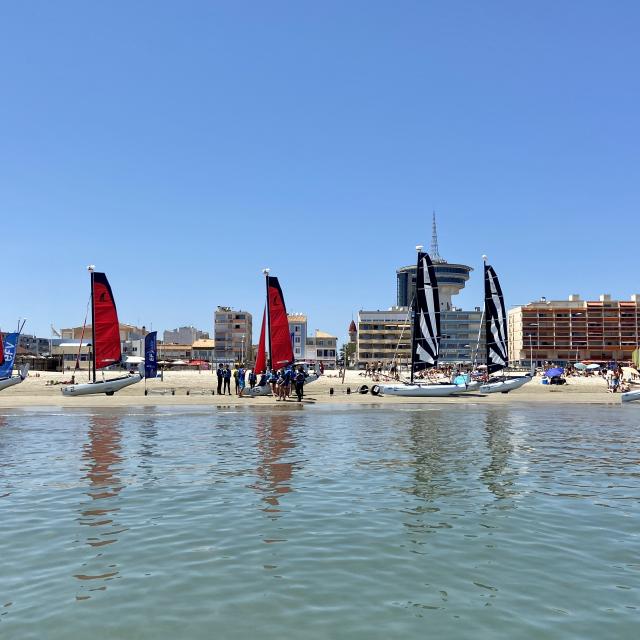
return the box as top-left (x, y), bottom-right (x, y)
top-left (1, 1), bottom-right (639, 343)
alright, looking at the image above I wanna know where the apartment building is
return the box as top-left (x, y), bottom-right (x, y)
top-left (214, 307), bottom-right (252, 363)
top-left (288, 313), bottom-right (307, 361)
top-left (508, 294), bottom-right (640, 365)
top-left (356, 307), bottom-right (484, 368)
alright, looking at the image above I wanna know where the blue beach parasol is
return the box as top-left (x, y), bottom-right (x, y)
top-left (544, 367), bottom-right (564, 378)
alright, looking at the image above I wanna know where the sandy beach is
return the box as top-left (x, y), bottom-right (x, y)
top-left (0, 369), bottom-right (631, 408)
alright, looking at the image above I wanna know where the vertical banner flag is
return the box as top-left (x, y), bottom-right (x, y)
top-left (0, 333), bottom-right (20, 379)
top-left (144, 331), bottom-right (158, 379)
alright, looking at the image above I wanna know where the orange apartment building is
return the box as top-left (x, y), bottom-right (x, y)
top-left (509, 294), bottom-right (640, 365)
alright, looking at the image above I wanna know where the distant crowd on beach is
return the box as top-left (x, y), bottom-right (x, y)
top-left (215, 363), bottom-right (317, 401)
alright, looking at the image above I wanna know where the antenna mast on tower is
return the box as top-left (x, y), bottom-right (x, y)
top-left (430, 211), bottom-right (444, 263)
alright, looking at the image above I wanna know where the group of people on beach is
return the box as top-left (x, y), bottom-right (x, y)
top-left (216, 363), bottom-right (308, 401)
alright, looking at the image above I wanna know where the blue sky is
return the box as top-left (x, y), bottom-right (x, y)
top-left (1, 1), bottom-right (639, 343)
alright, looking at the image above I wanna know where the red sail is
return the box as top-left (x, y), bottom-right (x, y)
top-left (92, 272), bottom-right (122, 369)
top-left (268, 276), bottom-right (294, 368)
top-left (254, 308), bottom-right (267, 374)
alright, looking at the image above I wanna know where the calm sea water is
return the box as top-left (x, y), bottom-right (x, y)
top-left (1, 404), bottom-right (638, 639)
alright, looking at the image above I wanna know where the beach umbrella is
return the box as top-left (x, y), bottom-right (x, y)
top-left (574, 362), bottom-right (588, 370)
top-left (544, 367), bottom-right (564, 378)
top-left (586, 363), bottom-right (600, 370)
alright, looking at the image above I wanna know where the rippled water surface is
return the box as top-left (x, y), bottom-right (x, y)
top-left (1, 404), bottom-right (639, 639)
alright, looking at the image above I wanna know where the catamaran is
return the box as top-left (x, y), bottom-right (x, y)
top-left (478, 258), bottom-right (532, 394)
top-left (62, 266), bottom-right (142, 396)
top-left (246, 269), bottom-right (318, 397)
top-left (0, 323), bottom-right (29, 392)
top-left (378, 247), bottom-right (469, 397)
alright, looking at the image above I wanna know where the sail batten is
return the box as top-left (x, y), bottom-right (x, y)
top-left (411, 252), bottom-right (440, 379)
top-left (484, 264), bottom-right (508, 374)
top-left (92, 272), bottom-right (122, 371)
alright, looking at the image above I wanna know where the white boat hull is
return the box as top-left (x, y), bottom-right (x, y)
top-left (0, 376), bottom-right (24, 392)
top-left (380, 383), bottom-right (465, 397)
top-left (479, 375), bottom-right (532, 394)
top-left (62, 374), bottom-right (142, 397)
top-left (622, 389), bottom-right (640, 403)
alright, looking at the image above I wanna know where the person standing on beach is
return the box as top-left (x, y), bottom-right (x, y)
top-left (216, 364), bottom-right (224, 395)
top-left (294, 366), bottom-right (306, 402)
top-left (223, 364), bottom-right (232, 395)
top-left (248, 369), bottom-right (257, 389)
top-left (238, 365), bottom-right (246, 397)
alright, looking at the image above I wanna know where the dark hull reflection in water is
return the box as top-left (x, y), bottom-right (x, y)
top-left (481, 408), bottom-right (518, 501)
top-left (75, 415), bottom-right (125, 600)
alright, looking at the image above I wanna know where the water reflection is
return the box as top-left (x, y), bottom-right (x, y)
top-left (74, 414), bottom-right (126, 600)
top-left (480, 409), bottom-right (519, 501)
top-left (137, 416), bottom-right (159, 483)
top-left (251, 413), bottom-right (296, 516)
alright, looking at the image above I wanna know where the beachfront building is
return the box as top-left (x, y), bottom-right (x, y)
top-left (55, 323), bottom-right (148, 370)
top-left (18, 334), bottom-right (51, 356)
top-left (163, 326), bottom-right (209, 344)
top-left (396, 214), bottom-right (473, 311)
top-left (61, 323), bottom-right (147, 342)
top-left (158, 343), bottom-right (192, 362)
top-left (288, 313), bottom-right (307, 361)
top-left (305, 331), bottom-right (337, 368)
top-left (509, 294), bottom-right (640, 366)
top-left (356, 307), bottom-right (484, 368)
top-left (191, 339), bottom-right (215, 363)
top-left (214, 307), bottom-right (252, 364)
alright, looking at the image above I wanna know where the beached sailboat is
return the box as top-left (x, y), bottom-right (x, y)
top-left (478, 258), bottom-right (532, 394)
top-left (379, 247), bottom-right (467, 397)
top-left (0, 324), bottom-right (29, 392)
top-left (62, 267), bottom-right (142, 397)
top-left (247, 269), bottom-right (318, 397)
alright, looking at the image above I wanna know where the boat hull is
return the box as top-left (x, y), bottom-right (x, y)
top-left (380, 383), bottom-right (464, 397)
top-left (479, 375), bottom-right (532, 394)
top-left (0, 376), bottom-right (24, 392)
top-left (61, 374), bottom-right (142, 397)
top-left (622, 389), bottom-right (640, 403)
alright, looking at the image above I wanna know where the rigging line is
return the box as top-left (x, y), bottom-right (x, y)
top-left (74, 295), bottom-right (91, 374)
top-left (391, 296), bottom-right (414, 375)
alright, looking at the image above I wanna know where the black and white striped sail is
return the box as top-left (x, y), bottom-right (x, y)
top-left (411, 252), bottom-right (440, 377)
top-left (484, 263), bottom-right (508, 374)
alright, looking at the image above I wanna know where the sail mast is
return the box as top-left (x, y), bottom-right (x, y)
top-left (263, 268), bottom-right (272, 371)
top-left (409, 245), bottom-right (422, 384)
top-left (89, 265), bottom-right (96, 383)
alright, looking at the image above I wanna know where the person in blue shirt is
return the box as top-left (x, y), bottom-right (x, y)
top-left (282, 366), bottom-right (293, 399)
top-left (269, 369), bottom-right (279, 396)
top-left (248, 369), bottom-right (257, 389)
top-left (238, 366), bottom-right (246, 397)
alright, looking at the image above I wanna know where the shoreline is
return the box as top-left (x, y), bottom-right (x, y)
top-left (0, 370), bottom-right (631, 409)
